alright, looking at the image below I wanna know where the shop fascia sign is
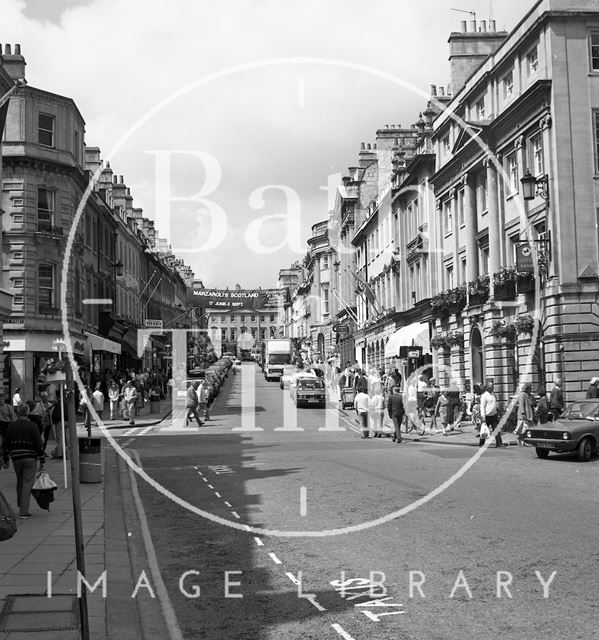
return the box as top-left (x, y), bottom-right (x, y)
top-left (144, 319), bottom-right (164, 329)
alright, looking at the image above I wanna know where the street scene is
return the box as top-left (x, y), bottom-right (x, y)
top-left (1, 0), bottom-right (599, 639)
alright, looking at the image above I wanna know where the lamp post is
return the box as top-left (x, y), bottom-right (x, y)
top-left (519, 170), bottom-right (552, 272)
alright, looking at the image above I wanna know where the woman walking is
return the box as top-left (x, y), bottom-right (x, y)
top-left (108, 381), bottom-right (120, 420)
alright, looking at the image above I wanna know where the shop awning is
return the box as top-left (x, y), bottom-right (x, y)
top-left (85, 332), bottom-right (121, 355)
top-left (384, 322), bottom-right (429, 358)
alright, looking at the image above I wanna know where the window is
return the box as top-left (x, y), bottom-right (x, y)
top-left (479, 174), bottom-right (487, 212)
top-left (221, 329), bottom-right (227, 342)
top-left (590, 32), bottom-right (599, 71)
top-left (38, 113), bottom-right (55, 147)
top-left (502, 70), bottom-right (514, 100)
top-left (461, 258), bottom-right (467, 283)
top-left (322, 288), bottom-right (329, 315)
top-left (322, 255), bottom-right (329, 269)
top-left (442, 135), bottom-right (451, 158)
top-left (260, 329), bottom-right (266, 341)
top-left (230, 328), bottom-right (237, 341)
top-left (37, 187), bottom-right (54, 227)
top-left (221, 315), bottom-right (227, 323)
top-left (443, 200), bottom-right (453, 234)
top-left (507, 153), bottom-right (519, 194)
top-left (251, 315), bottom-right (256, 323)
top-left (594, 111), bottom-right (599, 172)
top-left (475, 97), bottom-right (485, 120)
top-left (270, 314), bottom-right (275, 322)
top-left (261, 315), bottom-right (266, 322)
top-left (446, 265), bottom-right (454, 289)
top-left (479, 246), bottom-right (489, 273)
top-left (526, 46), bottom-right (539, 76)
top-left (530, 133), bottom-right (544, 177)
top-left (251, 328), bottom-right (257, 339)
top-left (13, 278), bottom-right (23, 288)
top-left (458, 190), bottom-right (465, 226)
top-left (38, 264), bottom-right (55, 309)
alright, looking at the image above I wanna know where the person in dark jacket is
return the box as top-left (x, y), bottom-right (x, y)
top-left (386, 386), bottom-right (405, 444)
top-left (585, 378), bottom-right (599, 399)
top-left (535, 387), bottom-right (550, 424)
top-left (1, 404), bottom-right (45, 518)
top-left (549, 379), bottom-right (565, 418)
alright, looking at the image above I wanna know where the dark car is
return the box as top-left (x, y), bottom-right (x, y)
top-left (523, 399), bottom-right (599, 461)
top-left (290, 374), bottom-right (326, 408)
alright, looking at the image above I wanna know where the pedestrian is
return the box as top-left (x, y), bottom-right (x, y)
top-left (535, 386), bottom-right (550, 425)
top-left (186, 381), bottom-right (203, 427)
top-left (198, 379), bottom-right (210, 421)
top-left (1, 403), bottom-right (45, 519)
top-left (122, 381), bottom-right (138, 426)
top-left (33, 392), bottom-right (54, 448)
top-left (549, 378), bottom-right (565, 419)
top-left (514, 382), bottom-right (534, 445)
top-left (369, 387), bottom-right (385, 437)
top-left (446, 378), bottom-right (461, 430)
top-left (435, 388), bottom-right (449, 436)
top-left (11, 388), bottom-right (22, 408)
top-left (92, 383), bottom-right (105, 425)
top-left (50, 396), bottom-right (68, 460)
top-left (480, 381), bottom-right (506, 447)
top-left (167, 377), bottom-right (174, 398)
top-left (0, 392), bottom-right (16, 443)
top-left (354, 388), bottom-right (370, 439)
top-left (386, 386), bottom-right (404, 444)
top-left (108, 381), bottom-right (120, 420)
top-left (354, 369), bottom-right (368, 394)
top-left (585, 377), bottom-right (599, 399)
top-left (79, 386), bottom-right (93, 433)
top-left (27, 399), bottom-right (42, 434)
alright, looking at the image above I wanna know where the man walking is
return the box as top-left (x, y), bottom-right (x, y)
top-left (186, 381), bottom-right (203, 427)
top-left (480, 381), bottom-right (506, 448)
top-left (549, 378), bottom-right (565, 419)
top-left (198, 379), bottom-right (210, 422)
top-left (354, 388), bottom-right (370, 439)
top-left (1, 404), bottom-right (45, 518)
top-left (386, 386), bottom-right (404, 444)
top-left (514, 382), bottom-right (534, 444)
top-left (123, 380), bottom-right (138, 426)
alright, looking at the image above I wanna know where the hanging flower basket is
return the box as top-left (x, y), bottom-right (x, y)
top-left (489, 320), bottom-right (516, 343)
top-left (446, 330), bottom-right (464, 348)
top-left (430, 334), bottom-right (449, 350)
top-left (514, 314), bottom-right (535, 335)
top-left (467, 275), bottom-right (490, 307)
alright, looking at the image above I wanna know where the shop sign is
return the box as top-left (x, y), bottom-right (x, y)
top-left (407, 349), bottom-right (421, 359)
top-left (144, 319), bottom-right (163, 329)
top-left (333, 324), bottom-right (350, 335)
top-left (515, 243), bottom-right (534, 273)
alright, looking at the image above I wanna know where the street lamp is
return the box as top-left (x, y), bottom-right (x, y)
top-left (520, 170), bottom-right (549, 204)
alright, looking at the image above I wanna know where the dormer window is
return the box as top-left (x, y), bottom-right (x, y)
top-left (475, 98), bottom-right (485, 120)
top-left (502, 70), bottom-right (514, 100)
top-left (526, 46), bottom-right (539, 76)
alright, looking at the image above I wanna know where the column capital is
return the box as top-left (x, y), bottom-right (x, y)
top-left (540, 114), bottom-right (552, 131)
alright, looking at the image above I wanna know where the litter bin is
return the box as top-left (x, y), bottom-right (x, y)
top-left (78, 437), bottom-right (101, 483)
top-left (149, 397), bottom-right (160, 414)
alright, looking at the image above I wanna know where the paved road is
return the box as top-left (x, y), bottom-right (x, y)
top-left (117, 363), bottom-right (598, 640)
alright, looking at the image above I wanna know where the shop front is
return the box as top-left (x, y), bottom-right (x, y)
top-left (4, 332), bottom-right (87, 400)
top-left (384, 321), bottom-right (432, 384)
top-left (85, 331), bottom-right (121, 388)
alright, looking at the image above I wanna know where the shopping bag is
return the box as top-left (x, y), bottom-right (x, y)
top-left (31, 472), bottom-right (58, 511)
top-left (479, 422), bottom-right (491, 440)
top-left (0, 489), bottom-right (17, 541)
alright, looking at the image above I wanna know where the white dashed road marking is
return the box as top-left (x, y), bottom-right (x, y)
top-left (331, 623), bottom-right (357, 640)
top-left (139, 425), bottom-right (154, 435)
top-left (214, 491), bottom-right (221, 498)
top-left (224, 501), bottom-right (232, 507)
top-left (268, 552), bottom-right (282, 565)
top-left (254, 537), bottom-right (264, 547)
top-left (231, 511), bottom-right (241, 519)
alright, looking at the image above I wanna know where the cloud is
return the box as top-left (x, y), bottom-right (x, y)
top-left (7, 0), bottom-right (530, 286)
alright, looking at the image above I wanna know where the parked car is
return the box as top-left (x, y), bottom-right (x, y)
top-left (523, 399), bottom-right (599, 461)
top-left (279, 365), bottom-right (300, 390)
top-left (290, 373), bottom-right (326, 407)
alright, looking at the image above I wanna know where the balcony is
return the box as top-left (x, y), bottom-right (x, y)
top-left (37, 222), bottom-right (64, 237)
top-left (39, 304), bottom-right (60, 315)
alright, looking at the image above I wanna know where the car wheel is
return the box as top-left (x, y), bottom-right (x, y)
top-left (535, 447), bottom-right (550, 459)
top-left (577, 437), bottom-right (593, 462)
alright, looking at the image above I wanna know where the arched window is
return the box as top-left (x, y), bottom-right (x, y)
top-left (470, 326), bottom-right (484, 388)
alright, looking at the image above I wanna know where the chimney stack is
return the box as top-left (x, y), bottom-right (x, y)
top-left (448, 22), bottom-right (508, 95)
top-left (0, 43), bottom-right (26, 81)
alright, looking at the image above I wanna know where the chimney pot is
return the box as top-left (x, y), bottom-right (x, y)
top-left (439, 86), bottom-right (445, 96)
top-left (430, 84), bottom-right (437, 96)
top-left (367, 143), bottom-right (371, 150)
top-left (460, 21), bottom-right (467, 33)
top-left (113, 176), bottom-right (117, 183)
top-left (469, 20), bottom-right (476, 32)
top-left (4, 44), bottom-right (11, 55)
top-left (361, 142), bottom-right (365, 150)
top-left (480, 20), bottom-right (486, 32)
top-left (119, 175), bottom-right (124, 183)
top-left (14, 44), bottom-right (21, 54)
top-left (489, 19), bottom-right (496, 32)
top-left (373, 143), bottom-right (377, 149)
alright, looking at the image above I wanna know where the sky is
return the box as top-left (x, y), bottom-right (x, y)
top-left (4, 0), bottom-right (535, 288)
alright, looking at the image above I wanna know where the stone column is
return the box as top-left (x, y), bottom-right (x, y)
top-left (463, 173), bottom-right (478, 282)
top-left (450, 188), bottom-right (460, 284)
top-left (485, 157), bottom-right (501, 276)
top-left (313, 256), bottom-right (321, 324)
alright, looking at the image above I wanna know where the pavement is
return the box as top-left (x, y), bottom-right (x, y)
top-left (0, 399), bottom-right (173, 640)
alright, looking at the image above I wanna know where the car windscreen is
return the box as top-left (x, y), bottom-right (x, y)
top-left (269, 354), bottom-right (290, 365)
top-left (298, 378), bottom-right (324, 389)
top-left (563, 402), bottom-right (599, 420)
